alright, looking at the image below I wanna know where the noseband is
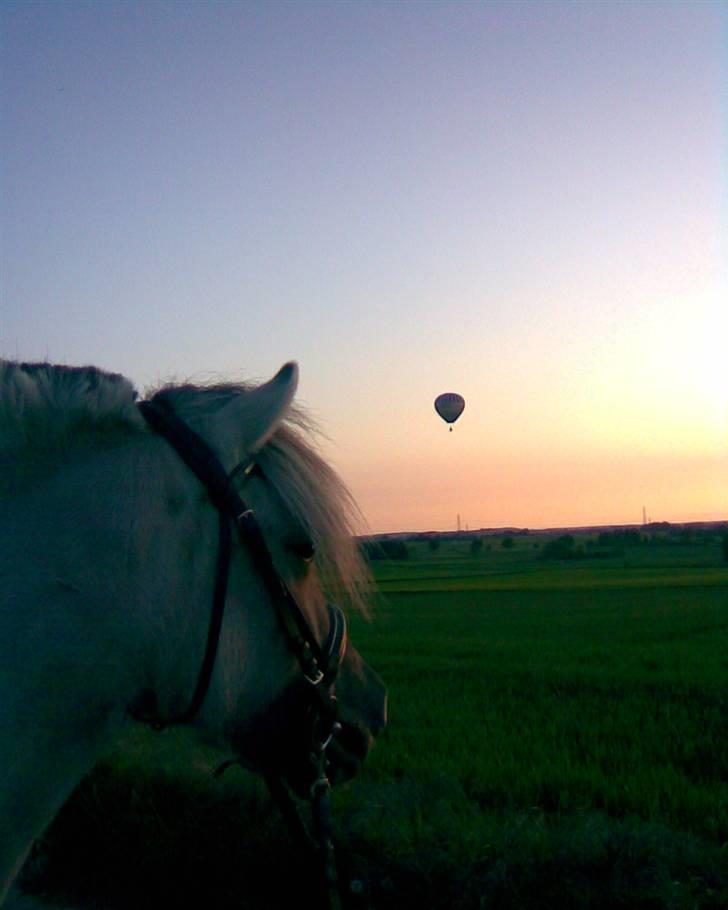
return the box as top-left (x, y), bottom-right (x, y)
top-left (132, 396), bottom-right (349, 908)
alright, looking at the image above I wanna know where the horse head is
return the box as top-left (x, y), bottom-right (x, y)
top-left (137, 362), bottom-right (387, 796)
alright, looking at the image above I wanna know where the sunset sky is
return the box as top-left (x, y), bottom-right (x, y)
top-left (2, 1), bottom-right (726, 533)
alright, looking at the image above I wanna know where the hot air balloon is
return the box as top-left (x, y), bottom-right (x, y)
top-left (434, 392), bottom-right (465, 431)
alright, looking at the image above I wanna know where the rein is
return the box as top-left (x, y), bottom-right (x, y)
top-left (132, 397), bottom-right (348, 909)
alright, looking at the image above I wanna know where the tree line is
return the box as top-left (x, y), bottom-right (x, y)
top-left (360, 526), bottom-right (728, 563)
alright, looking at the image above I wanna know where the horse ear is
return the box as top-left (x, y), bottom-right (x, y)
top-left (214, 362), bottom-right (299, 459)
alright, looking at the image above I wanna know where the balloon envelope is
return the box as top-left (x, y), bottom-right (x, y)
top-left (434, 392), bottom-right (465, 425)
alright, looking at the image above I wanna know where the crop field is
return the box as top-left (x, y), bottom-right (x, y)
top-left (23, 533), bottom-right (728, 909)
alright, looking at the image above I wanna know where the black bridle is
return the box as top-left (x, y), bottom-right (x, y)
top-left (131, 396), bottom-right (348, 908)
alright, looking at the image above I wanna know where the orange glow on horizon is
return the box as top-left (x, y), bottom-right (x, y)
top-left (336, 449), bottom-right (727, 535)
top-left (323, 281), bottom-right (727, 534)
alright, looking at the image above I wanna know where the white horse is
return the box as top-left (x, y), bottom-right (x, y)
top-left (0, 359), bottom-right (386, 907)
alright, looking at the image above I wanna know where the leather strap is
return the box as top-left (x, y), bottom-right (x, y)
top-left (132, 397), bottom-right (334, 726)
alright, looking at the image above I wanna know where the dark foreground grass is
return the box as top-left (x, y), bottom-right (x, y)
top-left (22, 543), bottom-right (728, 908)
top-left (25, 765), bottom-right (727, 909)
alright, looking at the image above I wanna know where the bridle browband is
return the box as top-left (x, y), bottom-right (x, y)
top-left (132, 396), bottom-right (348, 908)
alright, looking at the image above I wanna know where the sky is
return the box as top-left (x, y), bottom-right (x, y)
top-left (2, 0), bottom-right (726, 534)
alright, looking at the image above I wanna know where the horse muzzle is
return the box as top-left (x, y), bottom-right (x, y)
top-left (227, 640), bottom-right (386, 797)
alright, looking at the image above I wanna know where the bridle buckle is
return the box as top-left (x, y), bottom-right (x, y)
top-left (304, 666), bottom-right (325, 686)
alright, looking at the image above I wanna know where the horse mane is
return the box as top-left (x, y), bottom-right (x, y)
top-left (257, 419), bottom-right (371, 614)
top-left (1, 360), bottom-right (370, 613)
top-left (0, 360), bottom-right (143, 460)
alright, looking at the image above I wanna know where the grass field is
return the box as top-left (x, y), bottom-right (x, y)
top-left (24, 534), bottom-right (728, 908)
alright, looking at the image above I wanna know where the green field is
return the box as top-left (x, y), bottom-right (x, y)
top-left (25, 534), bottom-right (728, 908)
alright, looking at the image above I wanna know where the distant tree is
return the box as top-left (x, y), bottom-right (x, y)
top-left (360, 538), bottom-right (410, 561)
top-left (428, 538), bottom-right (440, 552)
top-left (383, 539), bottom-right (409, 559)
top-left (360, 540), bottom-right (383, 561)
top-left (501, 536), bottom-right (514, 549)
top-left (722, 533), bottom-right (728, 563)
top-left (647, 521), bottom-right (672, 530)
top-left (470, 537), bottom-right (483, 555)
top-left (598, 530), bottom-right (642, 547)
top-left (541, 535), bottom-right (581, 560)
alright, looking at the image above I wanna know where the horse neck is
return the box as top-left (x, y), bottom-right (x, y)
top-left (1, 435), bottom-right (222, 717)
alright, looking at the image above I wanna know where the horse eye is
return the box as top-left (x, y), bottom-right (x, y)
top-left (286, 536), bottom-right (316, 562)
